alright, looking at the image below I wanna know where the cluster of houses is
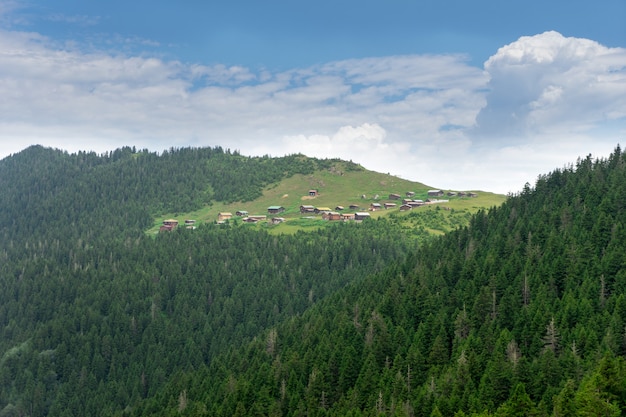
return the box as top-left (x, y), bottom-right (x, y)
top-left (213, 189), bottom-right (478, 225)
top-left (159, 219), bottom-right (196, 232)
top-left (218, 212), bottom-right (272, 224)
top-left (298, 204), bottom-right (370, 221)
top-left (159, 189), bottom-right (478, 231)
top-left (213, 207), bottom-right (365, 224)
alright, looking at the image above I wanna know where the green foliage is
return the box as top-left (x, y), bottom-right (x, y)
top-left (128, 145), bottom-right (626, 416)
top-left (0, 154), bottom-right (415, 416)
top-left (0, 145), bottom-right (323, 245)
top-left (3, 144), bottom-right (626, 416)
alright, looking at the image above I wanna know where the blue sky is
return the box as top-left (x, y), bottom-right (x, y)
top-left (1, 0), bottom-right (625, 193)
top-left (11, 1), bottom-right (625, 68)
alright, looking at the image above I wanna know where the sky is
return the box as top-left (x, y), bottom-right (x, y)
top-left (0, 0), bottom-right (625, 194)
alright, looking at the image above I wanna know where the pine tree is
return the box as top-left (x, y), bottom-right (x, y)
top-left (494, 383), bottom-right (537, 417)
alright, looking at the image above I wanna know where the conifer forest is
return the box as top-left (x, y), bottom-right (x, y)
top-left (1, 144), bottom-right (626, 416)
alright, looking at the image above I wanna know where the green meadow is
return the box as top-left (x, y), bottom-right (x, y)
top-left (149, 161), bottom-right (507, 235)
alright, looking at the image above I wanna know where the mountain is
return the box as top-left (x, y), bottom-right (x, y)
top-left (0, 145), bottom-right (502, 416)
top-left (129, 147), bottom-right (626, 416)
top-left (6, 145), bottom-right (625, 416)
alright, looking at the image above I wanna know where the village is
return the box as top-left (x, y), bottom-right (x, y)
top-left (159, 188), bottom-right (478, 231)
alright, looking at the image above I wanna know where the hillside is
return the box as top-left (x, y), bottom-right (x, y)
top-left (0, 146), bottom-right (321, 243)
top-left (3, 145), bottom-right (625, 415)
top-left (0, 145), bottom-right (504, 239)
top-left (0, 145), bottom-right (504, 416)
top-left (131, 147), bottom-right (626, 416)
top-left (147, 157), bottom-right (505, 235)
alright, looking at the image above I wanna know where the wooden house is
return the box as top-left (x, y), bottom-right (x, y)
top-left (322, 212), bottom-right (342, 221)
top-left (354, 212), bottom-right (371, 221)
top-left (300, 205), bottom-right (315, 213)
top-left (235, 210), bottom-right (248, 216)
top-left (370, 203), bottom-right (382, 211)
top-left (218, 212), bottom-right (233, 222)
top-left (341, 213), bottom-right (356, 221)
top-left (242, 215), bottom-right (267, 223)
top-left (268, 206), bottom-right (285, 214)
top-left (308, 189), bottom-right (318, 196)
top-left (388, 193), bottom-right (401, 200)
top-left (406, 191), bottom-right (415, 197)
top-left (271, 217), bottom-right (285, 224)
top-left (349, 204), bottom-right (360, 210)
top-left (428, 190), bottom-right (444, 197)
top-left (163, 219), bottom-right (179, 228)
top-left (384, 203), bottom-right (397, 209)
top-left (314, 207), bottom-right (332, 214)
top-left (399, 204), bottom-right (412, 211)
top-left (248, 215), bottom-right (267, 221)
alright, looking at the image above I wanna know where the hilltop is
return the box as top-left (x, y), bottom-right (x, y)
top-left (147, 156), bottom-right (505, 235)
top-left (0, 144), bottom-right (505, 239)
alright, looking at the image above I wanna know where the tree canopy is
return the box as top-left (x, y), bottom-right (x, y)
top-left (1, 144), bottom-right (626, 416)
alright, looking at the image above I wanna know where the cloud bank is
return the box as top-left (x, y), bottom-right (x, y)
top-left (0, 29), bottom-right (624, 194)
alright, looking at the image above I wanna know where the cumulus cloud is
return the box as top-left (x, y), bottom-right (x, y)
top-left (0, 27), bottom-right (624, 194)
top-left (250, 123), bottom-right (414, 176)
top-left (472, 31), bottom-right (626, 141)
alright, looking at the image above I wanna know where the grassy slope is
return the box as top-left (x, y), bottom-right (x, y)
top-left (148, 161), bottom-right (507, 235)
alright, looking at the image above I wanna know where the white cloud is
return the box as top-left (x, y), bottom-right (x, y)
top-left (253, 123), bottom-right (405, 167)
top-left (473, 31), bottom-right (626, 140)
top-left (0, 27), bottom-right (624, 195)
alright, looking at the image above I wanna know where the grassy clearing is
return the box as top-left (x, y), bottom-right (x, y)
top-left (148, 161), bottom-right (507, 235)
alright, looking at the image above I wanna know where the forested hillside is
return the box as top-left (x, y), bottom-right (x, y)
top-left (0, 145), bottom-right (425, 416)
top-left (3, 144), bottom-right (625, 416)
top-left (0, 145), bottom-right (331, 244)
top-left (132, 147), bottom-right (626, 416)
top-left (0, 218), bottom-right (420, 416)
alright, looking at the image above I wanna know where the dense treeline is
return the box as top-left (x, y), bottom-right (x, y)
top-left (3, 144), bottom-right (626, 416)
top-left (0, 145), bottom-right (392, 416)
top-left (0, 218), bottom-right (416, 416)
top-left (0, 145), bottom-right (346, 245)
top-left (132, 147), bottom-right (626, 416)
